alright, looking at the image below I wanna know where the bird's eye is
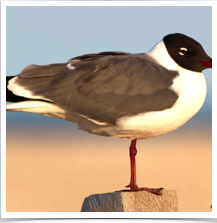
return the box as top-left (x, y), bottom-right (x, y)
top-left (179, 47), bottom-right (188, 56)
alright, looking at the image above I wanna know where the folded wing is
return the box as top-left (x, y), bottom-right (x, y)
top-left (7, 52), bottom-right (179, 124)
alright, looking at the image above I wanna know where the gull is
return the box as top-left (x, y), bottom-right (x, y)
top-left (6, 33), bottom-right (212, 195)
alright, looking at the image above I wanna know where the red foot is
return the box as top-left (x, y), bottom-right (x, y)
top-left (126, 184), bottom-right (164, 195)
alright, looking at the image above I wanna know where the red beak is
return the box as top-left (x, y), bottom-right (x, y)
top-left (199, 57), bottom-right (212, 68)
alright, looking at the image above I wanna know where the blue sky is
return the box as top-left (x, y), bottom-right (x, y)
top-left (6, 5), bottom-right (212, 130)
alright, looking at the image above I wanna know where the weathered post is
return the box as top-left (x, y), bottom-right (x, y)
top-left (81, 190), bottom-right (178, 212)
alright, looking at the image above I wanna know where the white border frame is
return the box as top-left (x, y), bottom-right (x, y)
top-left (1, 1), bottom-right (216, 219)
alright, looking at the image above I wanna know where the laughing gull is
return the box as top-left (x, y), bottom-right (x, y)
top-left (6, 33), bottom-right (212, 195)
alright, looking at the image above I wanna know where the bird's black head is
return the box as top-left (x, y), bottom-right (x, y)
top-left (163, 33), bottom-right (212, 72)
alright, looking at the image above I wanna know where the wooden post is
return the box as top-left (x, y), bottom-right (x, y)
top-left (81, 190), bottom-right (178, 212)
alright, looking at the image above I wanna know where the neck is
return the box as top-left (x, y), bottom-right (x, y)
top-left (147, 40), bottom-right (178, 71)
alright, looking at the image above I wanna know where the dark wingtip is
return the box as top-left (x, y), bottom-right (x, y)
top-left (6, 75), bottom-right (27, 102)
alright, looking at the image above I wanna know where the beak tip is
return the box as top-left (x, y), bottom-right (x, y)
top-left (199, 57), bottom-right (212, 69)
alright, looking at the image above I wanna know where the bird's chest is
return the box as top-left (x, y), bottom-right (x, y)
top-left (116, 70), bottom-right (207, 139)
top-left (169, 69), bottom-right (207, 122)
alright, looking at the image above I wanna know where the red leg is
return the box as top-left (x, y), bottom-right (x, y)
top-left (125, 139), bottom-right (164, 195)
top-left (125, 139), bottom-right (139, 191)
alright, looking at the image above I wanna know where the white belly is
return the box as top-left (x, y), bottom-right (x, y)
top-left (115, 68), bottom-right (207, 139)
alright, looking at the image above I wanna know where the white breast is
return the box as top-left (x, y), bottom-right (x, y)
top-left (115, 67), bottom-right (207, 139)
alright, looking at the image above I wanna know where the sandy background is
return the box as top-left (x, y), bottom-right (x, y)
top-left (6, 119), bottom-right (212, 212)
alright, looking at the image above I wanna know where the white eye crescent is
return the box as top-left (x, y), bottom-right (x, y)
top-left (179, 47), bottom-right (188, 56)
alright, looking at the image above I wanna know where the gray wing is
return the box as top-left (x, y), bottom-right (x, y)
top-left (8, 52), bottom-right (179, 124)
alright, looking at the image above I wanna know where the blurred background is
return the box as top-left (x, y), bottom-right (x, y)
top-left (6, 6), bottom-right (212, 212)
